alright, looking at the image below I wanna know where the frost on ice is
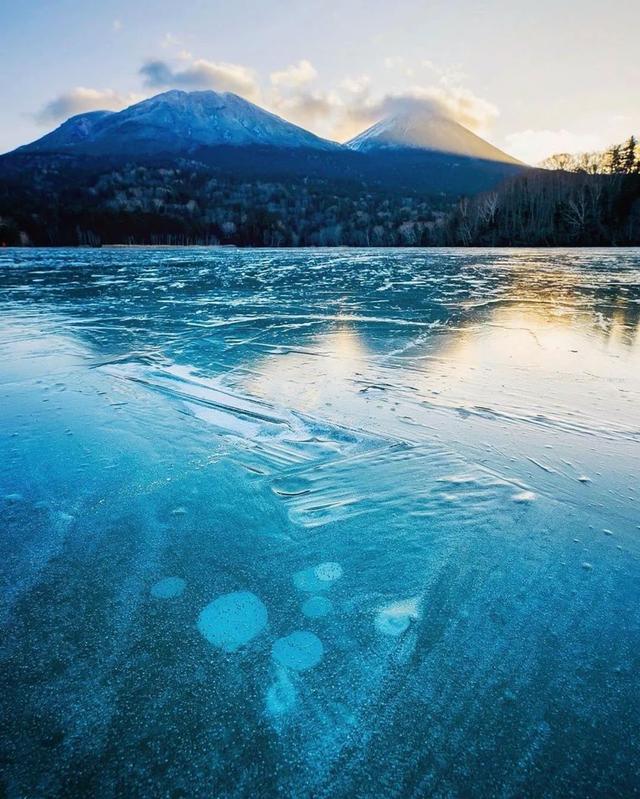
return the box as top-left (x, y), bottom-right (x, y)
top-left (375, 596), bottom-right (421, 636)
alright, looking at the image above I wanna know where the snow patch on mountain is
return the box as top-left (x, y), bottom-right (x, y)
top-left (19, 90), bottom-right (340, 154)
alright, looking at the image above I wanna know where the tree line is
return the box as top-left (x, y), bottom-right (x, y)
top-left (539, 136), bottom-right (639, 175)
top-left (444, 136), bottom-right (640, 246)
top-left (1, 137), bottom-right (639, 248)
top-left (0, 158), bottom-right (449, 247)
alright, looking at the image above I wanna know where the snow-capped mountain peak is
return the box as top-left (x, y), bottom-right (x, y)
top-left (19, 90), bottom-right (340, 154)
top-left (347, 107), bottom-right (520, 164)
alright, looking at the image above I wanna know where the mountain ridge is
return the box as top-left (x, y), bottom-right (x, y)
top-left (14, 89), bottom-right (520, 165)
top-left (18, 90), bottom-right (340, 155)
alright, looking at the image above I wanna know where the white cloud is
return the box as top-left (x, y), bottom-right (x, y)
top-left (503, 129), bottom-right (606, 164)
top-left (270, 59), bottom-right (317, 88)
top-left (268, 89), bottom-right (343, 139)
top-left (136, 53), bottom-right (500, 143)
top-left (112, 19), bottom-right (123, 32)
top-left (398, 86), bottom-right (499, 136)
top-left (35, 56), bottom-right (502, 145)
top-left (422, 60), bottom-right (468, 86)
top-left (265, 59), bottom-right (498, 143)
top-left (35, 88), bottom-right (142, 124)
top-left (340, 75), bottom-right (371, 95)
top-left (140, 58), bottom-right (260, 101)
top-left (270, 84), bottom-right (498, 141)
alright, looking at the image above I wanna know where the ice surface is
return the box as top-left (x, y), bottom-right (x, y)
top-left (293, 562), bottom-right (343, 592)
top-left (150, 576), bottom-right (186, 599)
top-left (1, 247), bottom-right (639, 797)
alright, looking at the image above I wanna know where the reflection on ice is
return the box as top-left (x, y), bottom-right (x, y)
top-left (1, 247), bottom-right (639, 797)
top-left (511, 490), bottom-right (537, 503)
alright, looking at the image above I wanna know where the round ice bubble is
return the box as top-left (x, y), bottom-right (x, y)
top-left (151, 576), bottom-right (186, 599)
top-left (197, 591), bottom-right (268, 652)
top-left (376, 612), bottom-right (411, 636)
top-left (272, 631), bottom-right (324, 671)
top-left (302, 595), bottom-right (332, 618)
top-left (314, 562), bottom-right (343, 582)
top-left (293, 561), bottom-right (343, 592)
top-left (293, 568), bottom-right (325, 593)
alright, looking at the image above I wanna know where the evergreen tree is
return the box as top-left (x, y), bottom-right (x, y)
top-left (607, 144), bottom-right (623, 174)
top-left (622, 136), bottom-right (637, 173)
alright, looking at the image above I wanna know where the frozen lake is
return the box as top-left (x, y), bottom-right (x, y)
top-left (1, 247), bottom-right (639, 798)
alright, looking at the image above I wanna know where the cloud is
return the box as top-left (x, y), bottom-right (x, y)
top-left (268, 80), bottom-right (499, 143)
top-left (136, 53), bottom-right (498, 143)
top-left (340, 75), bottom-right (371, 95)
top-left (267, 60), bottom-right (336, 135)
top-left (34, 87), bottom-right (140, 124)
top-left (384, 56), bottom-right (405, 70)
top-left (112, 19), bottom-right (123, 32)
top-left (140, 58), bottom-right (260, 101)
top-left (272, 91), bottom-right (336, 125)
top-left (503, 129), bottom-right (606, 164)
top-left (270, 59), bottom-right (317, 87)
top-left (371, 87), bottom-right (499, 136)
top-left (34, 55), bottom-right (501, 145)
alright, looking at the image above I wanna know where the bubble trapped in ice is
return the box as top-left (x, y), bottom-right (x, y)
top-left (197, 591), bottom-right (268, 652)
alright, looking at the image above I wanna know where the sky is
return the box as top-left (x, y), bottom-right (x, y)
top-left (1, 0), bottom-right (639, 163)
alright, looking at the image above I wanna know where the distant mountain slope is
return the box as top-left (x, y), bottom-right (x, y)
top-left (17, 90), bottom-right (340, 154)
top-left (23, 110), bottom-right (115, 152)
top-left (347, 107), bottom-right (521, 164)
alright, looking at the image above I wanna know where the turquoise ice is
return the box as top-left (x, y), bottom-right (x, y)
top-left (1, 247), bottom-right (639, 798)
top-left (150, 576), bottom-right (186, 599)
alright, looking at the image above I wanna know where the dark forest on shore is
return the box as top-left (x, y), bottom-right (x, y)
top-left (1, 137), bottom-right (638, 248)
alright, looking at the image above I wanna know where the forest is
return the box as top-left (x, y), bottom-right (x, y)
top-left (444, 136), bottom-right (640, 246)
top-left (0, 155), bottom-right (451, 247)
top-left (1, 137), bottom-right (638, 248)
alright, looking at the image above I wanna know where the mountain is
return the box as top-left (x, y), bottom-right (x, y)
top-left (17, 90), bottom-right (339, 155)
top-left (0, 90), bottom-right (528, 246)
top-left (347, 107), bottom-right (521, 164)
top-left (4, 90), bottom-right (524, 196)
